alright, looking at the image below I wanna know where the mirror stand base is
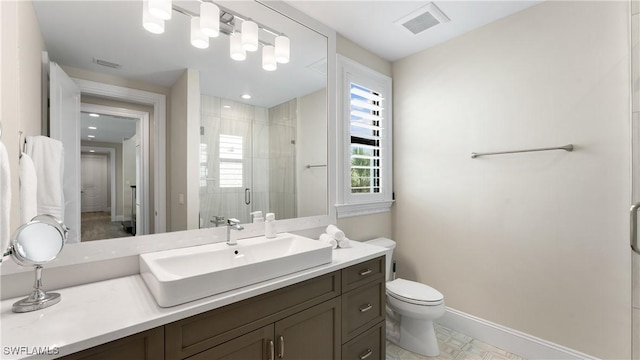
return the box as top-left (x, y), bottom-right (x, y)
top-left (12, 291), bottom-right (61, 313)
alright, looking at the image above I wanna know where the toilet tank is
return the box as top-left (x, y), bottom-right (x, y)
top-left (363, 238), bottom-right (396, 281)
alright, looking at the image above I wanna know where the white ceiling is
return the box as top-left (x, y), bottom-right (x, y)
top-left (285, 0), bottom-right (542, 62)
top-left (81, 112), bottom-right (137, 145)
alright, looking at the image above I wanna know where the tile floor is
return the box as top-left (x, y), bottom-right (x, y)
top-left (386, 323), bottom-right (526, 360)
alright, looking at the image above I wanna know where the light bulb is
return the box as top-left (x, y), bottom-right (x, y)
top-left (148, 0), bottom-right (171, 20)
top-left (191, 17), bottom-right (209, 49)
top-left (229, 32), bottom-right (246, 61)
top-left (241, 20), bottom-right (259, 52)
top-left (275, 35), bottom-right (290, 64)
top-left (143, 1), bottom-right (164, 34)
top-left (200, 2), bottom-right (219, 37)
top-left (262, 45), bottom-right (277, 71)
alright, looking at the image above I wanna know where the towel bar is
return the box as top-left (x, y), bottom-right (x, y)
top-left (471, 144), bottom-right (573, 159)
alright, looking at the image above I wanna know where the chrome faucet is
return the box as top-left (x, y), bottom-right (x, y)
top-left (226, 218), bottom-right (244, 245)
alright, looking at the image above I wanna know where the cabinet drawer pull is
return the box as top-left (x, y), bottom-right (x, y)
top-left (359, 268), bottom-right (373, 276)
top-left (278, 335), bottom-right (284, 358)
top-left (359, 348), bottom-right (373, 359)
top-left (268, 340), bottom-right (275, 360)
top-left (359, 303), bottom-right (373, 312)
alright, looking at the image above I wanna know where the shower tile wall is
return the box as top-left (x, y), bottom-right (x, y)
top-left (268, 99), bottom-right (297, 220)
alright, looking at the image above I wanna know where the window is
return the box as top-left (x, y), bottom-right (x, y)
top-left (219, 134), bottom-right (243, 188)
top-left (337, 55), bottom-right (393, 217)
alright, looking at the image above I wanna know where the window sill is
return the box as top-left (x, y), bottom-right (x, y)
top-left (334, 200), bottom-right (394, 218)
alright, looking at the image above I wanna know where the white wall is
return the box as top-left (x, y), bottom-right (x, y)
top-left (169, 69), bottom-right (200, 231)
top-left (122, 135), bottom-right (137, 221)
top-left (297, 89), bottom-right (327, 217)
top-left (1, 1), bottom-right (45, 237)
top-left (392, 1), bottom-right (630, 358)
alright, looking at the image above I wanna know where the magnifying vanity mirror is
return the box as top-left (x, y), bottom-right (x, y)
top-left (8, 215), bottom-right (68, 312)
top-left (32, 0), bottom-right (334, 244)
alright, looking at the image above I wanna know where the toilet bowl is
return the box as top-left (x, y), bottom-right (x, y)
top-left (364, 238), bottom-right (445, 357)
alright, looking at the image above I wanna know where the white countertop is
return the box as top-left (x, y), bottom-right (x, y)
top-left (0, 241), bottom-right (386, 359)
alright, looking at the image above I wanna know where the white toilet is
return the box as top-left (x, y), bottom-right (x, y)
top-left (364, 238), bottom-right (445, 357)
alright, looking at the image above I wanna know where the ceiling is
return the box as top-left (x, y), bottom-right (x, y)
top-left (80, 112), bottom-right (137, 145)
top-left (285, 0), bottom-right (542, 62)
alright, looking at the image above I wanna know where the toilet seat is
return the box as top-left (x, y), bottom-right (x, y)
top-left (387, 279), bottom-right (444, 306)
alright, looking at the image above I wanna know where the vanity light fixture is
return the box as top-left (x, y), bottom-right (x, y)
top-left (191, 17), bottom-right (209, 49)
top-left (241, 20), bottom-right (259, 52)
top-left (143, 1), bottom-right (289, 71)
top-left (229, 32), bottom-right (246, 61)
top-left (262, 45), bottom-right (277, 71)
top-left (275, 35), bottom-right (290, 63)
top-left (199, 2), bottom-right (220, 37)
top-left (143, 1), bottom-right (165, 34)
top-left (148, 0), bottom-right (172, 20)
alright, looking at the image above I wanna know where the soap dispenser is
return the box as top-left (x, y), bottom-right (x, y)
top-left (265, 213), bottom-right (276, 238)
top-left (250, 211), bottom-right (264, 223)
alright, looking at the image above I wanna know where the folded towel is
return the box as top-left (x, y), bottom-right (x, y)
top-left (337, 237), bottom-right (351, 248)
top-left (25, 136), bottom-right (64, 222)
top-left (326, 224), bottom-right (345, 241)
top-left (0, 140), bottom-right (10, 253)
top-left (319, 233), bottom-right (338, 249)
top-left (19, 153), bottom-right (37, 224)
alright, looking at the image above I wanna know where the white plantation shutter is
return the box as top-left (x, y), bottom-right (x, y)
top-left (350, 83), bottom-right (383, 194)
top-left (337, 55), bottom-right (393, 217)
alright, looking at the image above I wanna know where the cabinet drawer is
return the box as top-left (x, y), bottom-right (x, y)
top-left (342, 279), bottom-right (385, 343)
top-left (342, 257), bottom-right (384, 292)
top-left (166, 271), bottom-right (340, 359)
top-left (342, 321), bottom-right (385, 360)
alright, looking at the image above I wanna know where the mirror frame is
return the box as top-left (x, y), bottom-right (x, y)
top-left (0, 0), bottom-right (336, 276)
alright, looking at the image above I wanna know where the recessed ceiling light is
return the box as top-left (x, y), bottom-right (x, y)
top-left (241, 94), bottom-right (251, 100)
top-left (223, 105), bottom-right (231, 109)
top-left (88, 126), bottom-right (97, 130)
top-left (89, 113), bottom-right (100, 117)
top-left (89, 150), bottom-right (95, 153)
top-left (88, 135), bottom-right (95, 138)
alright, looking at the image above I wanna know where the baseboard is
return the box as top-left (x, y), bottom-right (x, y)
top-left (437, 307), bottom-right (599, 360)
top-left (113, 215), bottom-right (124, 222)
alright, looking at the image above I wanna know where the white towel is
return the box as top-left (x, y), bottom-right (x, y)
top-left (337, 237), bottom-right (351, 248)
top-left (326, 224), bottom-right (345, 241)
top-left (319, 233), bottom-right (338, 249)
top-left (19, 153), bottom-right (37, 224)
top-left (25, 136), bottom-right (64, 221)
top-left (0, 141), bottom-right (11, 254)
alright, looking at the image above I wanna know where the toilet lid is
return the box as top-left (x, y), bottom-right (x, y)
top-left (387, 279), bottom-right (444, 303)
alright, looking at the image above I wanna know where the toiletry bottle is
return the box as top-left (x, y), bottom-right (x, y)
top-left (250, 211), bottom-right (264, 223)
top-left (265, 213), bottom-right (276, 238)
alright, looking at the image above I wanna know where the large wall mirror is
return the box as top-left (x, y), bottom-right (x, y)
top-left (32, 0), bottom-right (334, 244)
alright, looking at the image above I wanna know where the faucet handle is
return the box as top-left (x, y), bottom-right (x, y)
top-left (227, 218), bottom-right (241, 226)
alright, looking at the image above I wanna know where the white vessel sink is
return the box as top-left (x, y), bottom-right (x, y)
top-left (140, 233), bottom-right (333, 307)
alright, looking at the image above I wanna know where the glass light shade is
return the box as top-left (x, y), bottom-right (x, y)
top-left (191, 17), bottom-right (209, 49)
top-left (200, 2), bottom-right (219, 37)
top-left (241, 20), bottom-right (259, 52)
top-left (148, 0), bottom-right (172, 20)
top-left (229, 32), bottom-right (246, 61)
top-left (262, 45), bottom-right (277, 71)
top-left (143, 2), bottom-right (165, 34)
top-left (275, 35), bottom-right (290, 64)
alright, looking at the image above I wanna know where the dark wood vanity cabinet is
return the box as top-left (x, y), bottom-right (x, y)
top-left (59, 257), bottom-right (385, 360)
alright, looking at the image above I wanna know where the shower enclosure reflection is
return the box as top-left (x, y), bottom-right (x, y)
top-left (199, 89), bottom-right (327, 226)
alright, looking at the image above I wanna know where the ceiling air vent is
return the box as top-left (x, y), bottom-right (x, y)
top-left (93, 58), bottom-right (121, 69)
top-left (394, 2), bottom-right (450, 35)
